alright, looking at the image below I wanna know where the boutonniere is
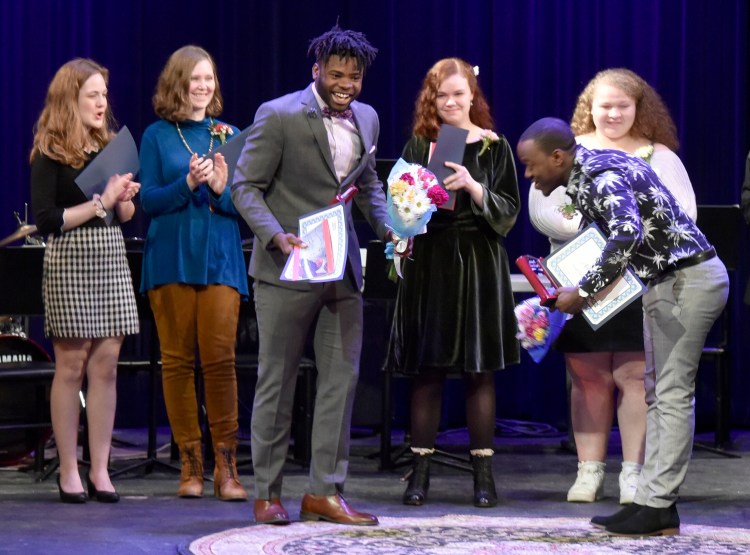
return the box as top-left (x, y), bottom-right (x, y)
top-left (557, 194), bottom-right (578, 219)
top-left (478, 129), bottom-right (500, 156)
top-left (307, 106), bottom-right (318, 119)
top-left (209, 122), bottom-right (234, 144)
top-left (634, 144), bottom-right (655, 162)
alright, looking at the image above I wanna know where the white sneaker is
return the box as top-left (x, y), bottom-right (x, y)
top-left (567, 461), bottom-right (606, 502)
top-left (618, 461), bottom-right (642, 504)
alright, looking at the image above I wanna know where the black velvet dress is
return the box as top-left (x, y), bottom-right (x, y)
top-left (384, 135), bottom-right (521, 375)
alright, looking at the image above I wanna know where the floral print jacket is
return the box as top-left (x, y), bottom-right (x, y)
top-left (566, 146), bottom-right (712, 294)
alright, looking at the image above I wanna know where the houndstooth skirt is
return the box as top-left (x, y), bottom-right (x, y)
top-left (43, 226), bottom-right (139, 338)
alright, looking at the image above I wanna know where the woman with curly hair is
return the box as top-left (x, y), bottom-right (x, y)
top-left (30, 58), bottom-right (140, 503)
top-left (385, 58), bottom-right (521, 508)
top-left (528, 68), bottom-right (696, 505)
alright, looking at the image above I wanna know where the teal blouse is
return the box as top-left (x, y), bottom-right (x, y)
top-left (139, 117), bottom-right (248, 297)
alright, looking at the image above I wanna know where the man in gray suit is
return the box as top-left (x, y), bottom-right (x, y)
top-left (231, 25), bottom-right (391, 526)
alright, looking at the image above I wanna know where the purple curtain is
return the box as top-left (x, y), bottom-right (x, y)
top-left (1, 0), bottom-right (748, 427)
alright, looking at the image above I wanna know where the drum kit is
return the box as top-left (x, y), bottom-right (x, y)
top-left (0, 210), bottom-right (51, 466)
top-left (0, 209), bottom-right (44, 248)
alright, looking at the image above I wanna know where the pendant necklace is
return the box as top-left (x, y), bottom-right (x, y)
top-left (176, 118), bottom-right (214, 156)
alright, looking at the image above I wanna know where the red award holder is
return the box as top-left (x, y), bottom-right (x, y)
top-left (330, 184), bottom-right (358, 205)
top-left (515, 255), bottom-right (559, 307)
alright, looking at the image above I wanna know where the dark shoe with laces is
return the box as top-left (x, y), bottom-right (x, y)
top-left (472, 455), bottom-right (497, 508)
top-left (402, 453), bottom-right (431, 506)
top-left (605, 504), bottom-right (680, 537)
top-left (591, 503), bottom-right (643, 529)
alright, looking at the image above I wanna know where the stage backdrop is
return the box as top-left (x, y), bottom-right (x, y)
top-left (2, 0), bottom-right (749, 429)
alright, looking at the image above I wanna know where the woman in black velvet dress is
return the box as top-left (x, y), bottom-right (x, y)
top-left (385, 58), bottom-right (520, 508)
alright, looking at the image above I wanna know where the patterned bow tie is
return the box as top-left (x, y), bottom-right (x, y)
top-left (321, 106), bottom-right (354, 121)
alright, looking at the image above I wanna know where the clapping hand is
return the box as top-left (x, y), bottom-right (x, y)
top-left (207, 153), bottom-right (228, 196)
top-left (116, 180), bottom-right (140, 203)
top-left (187, 153), bottom-right (214, 190)
top-left (101, 173), bottom-right (133, 210)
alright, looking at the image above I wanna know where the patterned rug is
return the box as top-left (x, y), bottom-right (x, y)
top-left (184, 514), bottom-right (750, 554)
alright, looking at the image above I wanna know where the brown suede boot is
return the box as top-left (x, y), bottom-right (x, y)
top-left (177, 440), bottom-right (204, 498)
top-left (213, 442), bottom-right (248, 501)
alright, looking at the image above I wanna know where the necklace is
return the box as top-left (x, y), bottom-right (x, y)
top-left (176, 118), bottom-right (214, 156)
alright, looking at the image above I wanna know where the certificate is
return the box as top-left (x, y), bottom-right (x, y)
top-left (75, 126), bottom-right (139, 197)
top-left (74, 126), bottom-right (139, 225)
top-left (427, 124), bottom-right (468, 211)
top-left (280, 203), bottom-right (348, 283)
top-left (541, 223), bottom-right (646, 330)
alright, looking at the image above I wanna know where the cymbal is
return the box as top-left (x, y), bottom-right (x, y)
top-left (0, 225), bottom-right (38, 248)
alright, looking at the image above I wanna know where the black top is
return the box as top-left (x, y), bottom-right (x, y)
top-left (30, 151), bottom-right (112, 235)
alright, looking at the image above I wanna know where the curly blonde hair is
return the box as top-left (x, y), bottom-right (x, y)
top-left (570, 68), bottom-right (679, 151)
top-left (153, 45), bottom-right (223, 122)
top-left (412, 58), bottom-right (493, 141)
top-left (30, 58), bottom-right (115, 168)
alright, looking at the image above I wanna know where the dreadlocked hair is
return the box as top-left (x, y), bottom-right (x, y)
top-left (307, 24), bottom-right (378, 72)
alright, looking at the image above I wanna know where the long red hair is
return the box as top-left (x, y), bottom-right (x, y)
top-left (412, 58), bottom-right (494, 141)
top-left (30, 58), bottom-right (115, 168)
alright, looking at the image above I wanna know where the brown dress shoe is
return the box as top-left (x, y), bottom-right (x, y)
top-left (300, 493), bottom-right (378, 526)
top-left (254, 498), bottom-right (290, 525)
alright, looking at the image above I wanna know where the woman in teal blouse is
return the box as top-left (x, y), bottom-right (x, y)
top-left (139, 45), bottom-right (248, 501)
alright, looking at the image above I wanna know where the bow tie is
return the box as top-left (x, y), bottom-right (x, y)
top-left (321, 106), bottom-right (354, 121)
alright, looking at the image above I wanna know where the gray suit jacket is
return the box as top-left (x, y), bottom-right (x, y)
top-left (231, 84), bottom-right (389, 291)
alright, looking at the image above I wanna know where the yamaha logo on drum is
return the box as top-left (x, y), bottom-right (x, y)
top-left (1, 353), bottom-right (33, 363)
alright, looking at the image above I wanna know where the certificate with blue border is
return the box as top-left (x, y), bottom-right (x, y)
top-left (280, 202), bottom-right (348, 283)
top-left (542, 223), bottom-right (646, 330)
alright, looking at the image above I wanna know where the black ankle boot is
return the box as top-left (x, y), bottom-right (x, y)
top-left (402, 453), bottom-right (431, 506)
top-left (472, 455), bottom-right (497, 508)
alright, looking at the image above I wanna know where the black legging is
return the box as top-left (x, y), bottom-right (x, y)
top-left (409, 371), bottom-right (496, 450)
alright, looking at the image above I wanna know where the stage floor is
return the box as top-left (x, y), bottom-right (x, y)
top-left (0, 426), bottom-right (748, 554)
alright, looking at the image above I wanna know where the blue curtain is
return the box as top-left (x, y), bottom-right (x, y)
top-left (2, 0), bottom-right (749, 427)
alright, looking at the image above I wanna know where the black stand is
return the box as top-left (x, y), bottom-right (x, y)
top-left (692, 205), bottom-right (742, 459)
top-left (378, 371), bottom-right (472, 473)
top-left (110, 335), bottom-right (180, 477)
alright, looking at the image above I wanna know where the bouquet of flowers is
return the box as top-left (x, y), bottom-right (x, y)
top-left (384, 158), bottom-right (449, 277)
top-left (514, 296), bottom-right (569, 363)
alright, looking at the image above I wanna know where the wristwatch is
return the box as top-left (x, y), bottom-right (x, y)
top-left (92, 194), bottom-right (107, 219)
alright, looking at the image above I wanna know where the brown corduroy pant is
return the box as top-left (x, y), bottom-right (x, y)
top-left (148, 283), bottom-right (240, 448)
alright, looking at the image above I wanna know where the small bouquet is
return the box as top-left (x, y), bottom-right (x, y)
top-left (514, 296), bottom-right (569, 363)
top-left (478, 129), bottom-right (499, 156)
top-left (384, 158), bottom-right (449, 277)
top-left (209, 122), bottom-right (234, 144)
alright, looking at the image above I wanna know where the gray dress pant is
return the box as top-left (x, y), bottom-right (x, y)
top-left (637, 257), bottom-right (729, 507)
top-left (250, 278), bottom-right (363, 499)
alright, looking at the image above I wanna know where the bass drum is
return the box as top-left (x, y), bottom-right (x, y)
top-left (0, 335), bottom-right (53, 466)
